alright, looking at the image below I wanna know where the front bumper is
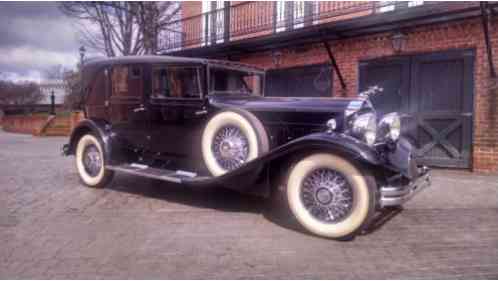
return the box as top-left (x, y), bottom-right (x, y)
top-left (379, 166), bottom-right (431, 207)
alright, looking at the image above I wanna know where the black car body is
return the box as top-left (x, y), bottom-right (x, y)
top-left (63, 55), bottom-right (430, 239)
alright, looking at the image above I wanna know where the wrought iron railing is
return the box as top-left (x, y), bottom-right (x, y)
top-left (159, 1), bottom-right (467, 53)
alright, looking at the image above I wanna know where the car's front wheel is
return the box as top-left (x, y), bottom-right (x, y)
top-left (75, 134), bottom-right (114, 188)
top-left (285, 153), bottom-right (375, 239)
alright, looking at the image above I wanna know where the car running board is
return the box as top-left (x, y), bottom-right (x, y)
top-left (106, 163), bottom-right (211, 184)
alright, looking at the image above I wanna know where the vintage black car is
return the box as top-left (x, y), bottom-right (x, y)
top-left (63, 55), bottom-right (430, 240)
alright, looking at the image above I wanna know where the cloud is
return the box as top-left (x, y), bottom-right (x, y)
top-left (0, 2), bottom-right (81, 81)
top-left (0, 46), bottom-right (78, 76)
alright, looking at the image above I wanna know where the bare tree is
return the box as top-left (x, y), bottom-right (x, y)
top-left (0, 80), bottom-right (43, 106)
top-left (61, 70), bottom-right (83, 110)
top-left (59, 2), bottom-right (180, 57)
top-left (43, 64), bottom-right (67, 81)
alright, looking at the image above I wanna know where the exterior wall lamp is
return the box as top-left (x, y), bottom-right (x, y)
top-left (391, 32), bottom-right (407, 53)
top-left (272, 50), bottom-right (283, 67)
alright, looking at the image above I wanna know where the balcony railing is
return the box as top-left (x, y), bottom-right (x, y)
top-left (159, 1), bottom-right (471, 53)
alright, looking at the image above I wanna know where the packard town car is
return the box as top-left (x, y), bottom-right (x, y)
top-left (63, 55), bottom-right (430, 240)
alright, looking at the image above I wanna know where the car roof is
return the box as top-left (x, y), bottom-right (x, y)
top-left (83, 55), bottom-right (265, 73)
top-left (81, 55), bottom-right (266, 99)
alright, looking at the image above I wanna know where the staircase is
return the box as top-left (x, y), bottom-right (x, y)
top-left (38, 115), bottom-right (71, 136)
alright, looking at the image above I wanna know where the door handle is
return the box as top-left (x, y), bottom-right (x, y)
top-left (195, 109), bottom-right (208, 116)
top-left (133, 106), bottom-right (146, 113)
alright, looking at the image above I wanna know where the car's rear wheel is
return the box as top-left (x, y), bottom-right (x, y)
top-left (75, 134), bottom-right (114, 188)
top-left (202, 109), bottom-right (269, 176)
top-left (284, 153), bottom-right (375, 239)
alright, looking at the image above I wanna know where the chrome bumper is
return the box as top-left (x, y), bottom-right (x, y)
top-left (379, 166), bottom-right (430, 208)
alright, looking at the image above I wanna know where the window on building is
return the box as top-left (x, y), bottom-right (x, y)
top-left (275, 1), bottom-right (316, 32)
top-left (275, 1), bottom-right (287, 33)
top-left (294, 1), bottom-right (305, 29)
top-left (202, 1), bottom-right (226, 46)
top-left (151, 67), bottom-right (201, 99)
top-left (377, 1), bottom-right (424, 13)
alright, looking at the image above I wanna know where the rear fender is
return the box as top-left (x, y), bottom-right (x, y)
top-left (66, 118), bottom-right (114, 164)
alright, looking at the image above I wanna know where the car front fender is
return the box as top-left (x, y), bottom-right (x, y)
top-left (187, 132), bottom-right (382, 192)
top-left (265, 132), bottom-right (382, 166)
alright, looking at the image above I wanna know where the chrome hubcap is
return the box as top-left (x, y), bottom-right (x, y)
top-left (212, 126), bottom-right (249, 171)
top-left (83, 144), bottom-right (102, 177)
top-left (300, 169), bottom-right (353, 224)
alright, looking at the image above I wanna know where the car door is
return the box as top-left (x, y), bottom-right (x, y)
top-left (108, 64), bottom-right (150, 150)
top-left (147, 64), bottom-right (208, 169)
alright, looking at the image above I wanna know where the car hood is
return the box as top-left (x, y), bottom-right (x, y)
top-left (208, 95), bottom-right (370, 114)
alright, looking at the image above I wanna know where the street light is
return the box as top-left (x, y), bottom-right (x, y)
top-left (50, 90), bottom-right (55, 115)
top-left (79, 46), bottom-right (86, 67)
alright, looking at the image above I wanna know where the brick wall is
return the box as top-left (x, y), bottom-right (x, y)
top-left (2, 115), bottom-right (50, 135)
top-left (235, 18), bottom-right (498, 172)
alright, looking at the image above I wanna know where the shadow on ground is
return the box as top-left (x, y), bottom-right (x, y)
top-left (108, 173), bottom-right (403, 238)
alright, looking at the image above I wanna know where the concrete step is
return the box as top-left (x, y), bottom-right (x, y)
top-left (42, 131), bottom-right (70, 136)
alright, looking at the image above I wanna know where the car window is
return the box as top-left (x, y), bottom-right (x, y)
top-left (210, 69), bottom-right (262, 96)
top-left (87, 69), bottom-right (106, 105)
top-left (151, 67), bottom-right (200, 99)
top-left (111, 65), bottom-right (143, 98)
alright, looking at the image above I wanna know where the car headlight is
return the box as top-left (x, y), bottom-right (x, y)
top-left (351, 112), bottom-right (377, 146)
top-left (378, 112), bottom-right (401, 142)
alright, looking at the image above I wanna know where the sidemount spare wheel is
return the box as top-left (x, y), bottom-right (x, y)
top-left (285, 153), bottom-right (376, 239)
top-left (202, 109), bottom-right (270, 177)
top-left (75, 134), bottom-right (114, 188)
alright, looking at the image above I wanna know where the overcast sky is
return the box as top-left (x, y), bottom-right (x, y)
top-left (0, 2), bottom-right (82, 82)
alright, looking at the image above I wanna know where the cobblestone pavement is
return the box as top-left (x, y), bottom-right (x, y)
top-left (1, 130), bottom-right (498, 279)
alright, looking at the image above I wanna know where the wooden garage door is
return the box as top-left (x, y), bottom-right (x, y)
top-left (359, 50), bottom-right (474, 168)
top-left (266, 64), bottom-right (333, 97)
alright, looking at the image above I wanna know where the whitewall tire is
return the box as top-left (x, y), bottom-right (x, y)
top-left (75, 134), bottom-right (114, 188)
top-left (202, 110), bottom-right (269, 176)
top-left (286, 153), bottom-right (375, 239)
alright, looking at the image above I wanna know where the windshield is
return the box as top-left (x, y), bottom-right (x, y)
top-left (209, 68), bottom-right (263, 96)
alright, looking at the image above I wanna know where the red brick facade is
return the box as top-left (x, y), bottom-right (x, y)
top-left (179, 2), bottom-right (498, 172)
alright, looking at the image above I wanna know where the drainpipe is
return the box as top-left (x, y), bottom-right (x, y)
top-left (480, 1), bottom-right (496, 78)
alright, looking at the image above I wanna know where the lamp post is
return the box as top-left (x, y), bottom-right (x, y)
top-left (79, 46), bottom-right (86, 68)
top-left (50, 90), bottom-right (55, 115)
top-left (78, 46), bottom-right (86, 111)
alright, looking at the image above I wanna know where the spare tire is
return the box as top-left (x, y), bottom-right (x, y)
top-left (202, 109), bottom-right (269, 176)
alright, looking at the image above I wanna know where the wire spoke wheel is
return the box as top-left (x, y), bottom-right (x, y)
top-left (300, 168), bottom-right (354, 224)
top-left (211, 126), bottom-right (249, 171)
top-left (82, 144), bottom-right (102, 177)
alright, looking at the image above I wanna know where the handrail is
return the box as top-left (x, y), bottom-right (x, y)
top-left (159, 1), bottom-right (475, 53)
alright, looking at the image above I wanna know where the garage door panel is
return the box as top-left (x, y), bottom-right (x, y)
top-left (359, 58), bottom-right (410, 116)
top-left (359, 50), bottom-right (474, 168)
top-left (417, 60), bottom-right (464, 112)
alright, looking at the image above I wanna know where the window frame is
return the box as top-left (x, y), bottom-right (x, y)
top-left (207, 66), bottom-right (265, 97)
top-left (149, 64), bottom-right (204, 104)
top-left (109, 64), bottom-right (144, 101)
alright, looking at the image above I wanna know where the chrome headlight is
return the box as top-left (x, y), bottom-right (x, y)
top-left (378, 112), bottom-right (401, 142)
top-left (351, 112), bottom-right (377, 146)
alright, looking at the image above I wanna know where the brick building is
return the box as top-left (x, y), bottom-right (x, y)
top-left (162, 1), bottom-right (498, 172)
